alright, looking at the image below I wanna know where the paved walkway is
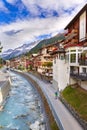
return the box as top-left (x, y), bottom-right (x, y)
top-left (25, 72), bottom-right (83, 130)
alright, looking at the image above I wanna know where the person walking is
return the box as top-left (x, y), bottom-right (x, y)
top-left (55, 91), bottom-right (58, 99)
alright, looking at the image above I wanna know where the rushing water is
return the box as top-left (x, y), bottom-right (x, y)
top-left (0, 72), bottom-right (46, 130)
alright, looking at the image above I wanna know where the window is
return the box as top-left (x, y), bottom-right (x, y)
top-left (66, 51), bottom-right (69, 53)
top-left (54, 59), bottom-right (56, 64)
top-left (83, 68), bottom-right (86, 73)
top-left (60, 54), bottom-right (65, 60)
top-left (70, 50), bottom-right (76, 52)
top-left (60, 55), bottom-right (64, 60)
top-left (78, 49), bottom-right (82, 52)
top-left (65, 54), bottom-right (69, 63)
top-left (78, 53), bottom-right (81, 62)
top-left (79, 11), bottom-right (86, 41)
top-left (70, 54), bottom-right (76, 63)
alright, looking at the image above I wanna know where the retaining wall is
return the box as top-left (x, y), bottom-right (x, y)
top-left (0, 80), bottom-right (11, 104)
top-left (0, 70), bottom-right (11, 106)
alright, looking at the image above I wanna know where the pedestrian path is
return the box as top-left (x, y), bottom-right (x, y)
top-left (25, 72), bottom-right (83, 130)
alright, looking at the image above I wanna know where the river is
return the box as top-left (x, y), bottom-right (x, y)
top-left (0, 71), bottom-right (46, 130)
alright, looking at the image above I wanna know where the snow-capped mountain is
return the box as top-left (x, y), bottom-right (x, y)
top-left (1, 41), bottom-right (39, 60)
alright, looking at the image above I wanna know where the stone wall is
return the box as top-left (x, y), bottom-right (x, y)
top-left (0, 70), bottom-right (11, 106)
top-left (0, 80), bottom-right (11, 104)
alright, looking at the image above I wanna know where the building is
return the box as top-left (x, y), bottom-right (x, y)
top-left (36, 43), bottom-right (59, 78)
top-left (53, 4), bottom-right (87, 91)
top-left (52, 40), bottom-right (70, 90)
top-left (10, 56), bottom-right (27, 70)
top-left (64, 4), bottom-right (87, 90)
top-left (29, 42), bottom-right (60, 81)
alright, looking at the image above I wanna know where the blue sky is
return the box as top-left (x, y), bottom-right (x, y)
top-left (0, 0), bottom-right (87, 51)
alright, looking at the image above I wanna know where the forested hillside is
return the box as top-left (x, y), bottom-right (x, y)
top-left (28, 33), bottom-right (65, 54)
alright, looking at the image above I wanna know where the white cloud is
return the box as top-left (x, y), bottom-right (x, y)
top-left (0, 0), bottom-right (87, 52)
top-left (6, 0), bottom-right (17, 4)
top-left (0, 16), bottom-right (69, 51)
top-left (0, 0), bottom-right (8, 12)
top-left (21, 0), bottom-right (86, 16)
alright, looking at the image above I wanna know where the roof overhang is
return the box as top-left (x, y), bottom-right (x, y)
top-left (64, 4), bottom-right (87, 29)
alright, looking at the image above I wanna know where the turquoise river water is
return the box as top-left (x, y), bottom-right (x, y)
top-left (0, 72), bottom-right (46, 130)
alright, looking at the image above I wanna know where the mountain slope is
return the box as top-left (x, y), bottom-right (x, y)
top-left (29, 33), bottom-right (65, 54)
top-left (1, 41), bottom-right (39, 60)
top-left (1, 33), bottom-right (65, 60)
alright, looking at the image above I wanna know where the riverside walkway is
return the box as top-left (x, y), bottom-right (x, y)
top-left (25, 72), bottom-right (83, 130)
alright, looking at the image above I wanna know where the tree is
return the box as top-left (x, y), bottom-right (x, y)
top-left (46, 62), bottom-right (53, 68)
top-left (42, 62), bottom-right (52, 68)
top-left (0, 42), bottom-right (3, 53)
top-left (0, 42), bottom-right (3, 68)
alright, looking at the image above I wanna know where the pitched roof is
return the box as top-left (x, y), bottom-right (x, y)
top-left (65, 4), bottom-right (87, 29)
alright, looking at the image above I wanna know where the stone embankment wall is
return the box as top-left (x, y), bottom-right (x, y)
top-left (0, 71), bottom-right (11, 105)
top-left (0, 80), bottom-right (11, 104)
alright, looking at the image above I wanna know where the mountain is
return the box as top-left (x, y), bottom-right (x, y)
top-left (1, 49), bottom-right (13, 57)
top-left (1, 41), bottom-right (39, 60)
top-left (1, 33), bottom-right (65, 60)
top-left (28, 33), bottom-right (65, 54)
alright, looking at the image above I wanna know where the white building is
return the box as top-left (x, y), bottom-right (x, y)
top-left (53, 48), bottom-right (69, 91)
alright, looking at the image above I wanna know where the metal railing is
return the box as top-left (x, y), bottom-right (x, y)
top-left (70, 72), bottom-right (87, 81)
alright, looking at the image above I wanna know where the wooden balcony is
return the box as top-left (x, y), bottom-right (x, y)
top-left (71, 38), bottom-right (78, 44)
top-left (71, 29), bottom-right (78, 34)
top-left (65, 29), bottom-right (78, 40)
top-left (64, 39), bottom-right (69, 45)
top-left (70, 72), bottom-right (87, 81)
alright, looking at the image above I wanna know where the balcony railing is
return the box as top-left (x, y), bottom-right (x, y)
top-left (65, 29), bottom-right (78, 40)
top-left (72, 29), bottom-right (78, 34)
top-left (70, 72), bottom-right (87, 81)
top-left (71, 38), bottom-right (78, 44)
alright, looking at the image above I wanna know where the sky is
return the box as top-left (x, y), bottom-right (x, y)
top-left (0, 0), bottom-right (87, 52)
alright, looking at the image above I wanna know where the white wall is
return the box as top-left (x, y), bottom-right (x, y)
top-left (38, 68), bottom-right (43, 73)
top-left (0, 88), bottom-right (3, 104)
top-left (42, 48), bottom-right (47, 55)
top-left (70, 78), bottom-right (77, 84)
top-left (53, 56), bottom-right (69, 91)
top-left (53, 57), bottom-right (58, 84)
top-left (57, 60), bottom-right (69, 91)
top-left (79, 81), bottom-right (87, 90)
